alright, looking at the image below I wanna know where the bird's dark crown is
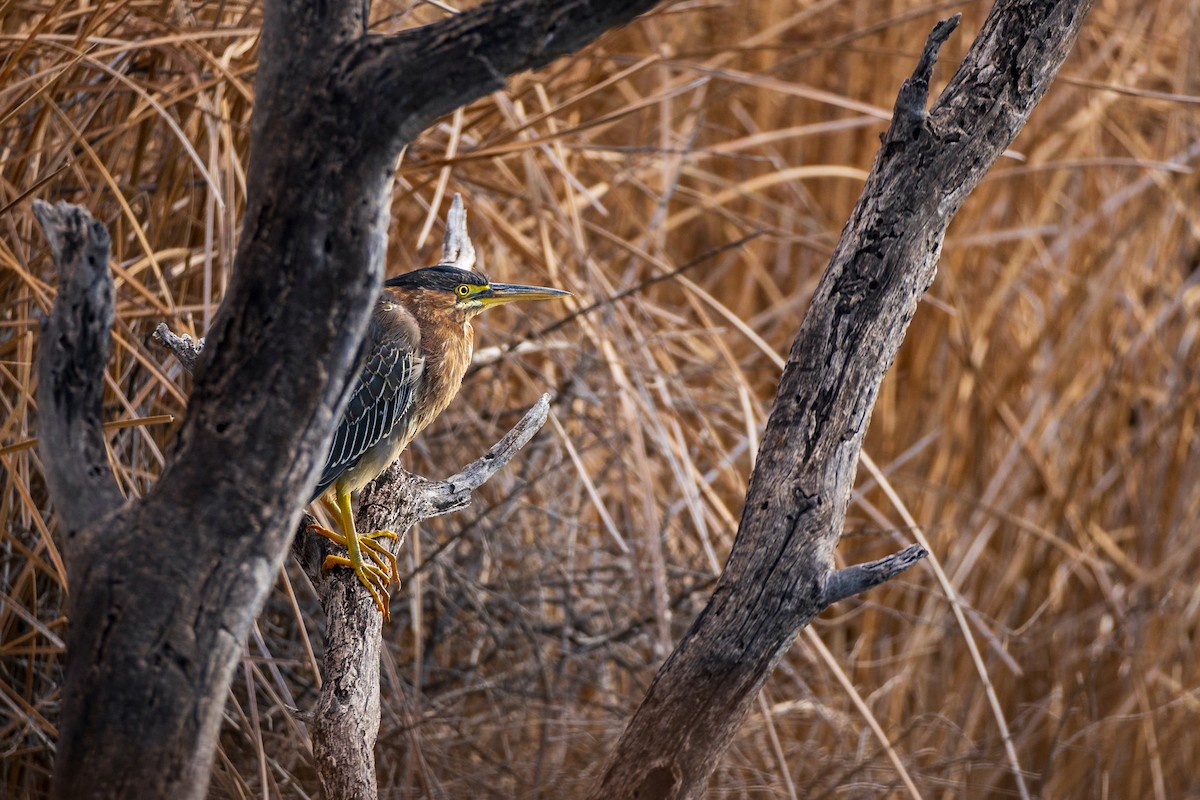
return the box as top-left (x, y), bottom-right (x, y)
top-left (385, 265), bottom-right (489, 292)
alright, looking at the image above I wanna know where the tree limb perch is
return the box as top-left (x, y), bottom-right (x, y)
top-left (294, 396), bottom-right (550, 800)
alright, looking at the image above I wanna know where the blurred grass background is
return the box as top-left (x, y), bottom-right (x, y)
top-left (2, 0), bottom-right (1199, 797)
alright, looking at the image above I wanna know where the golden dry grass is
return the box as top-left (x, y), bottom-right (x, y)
top-left (2, 0), bottom-right (1199, 797)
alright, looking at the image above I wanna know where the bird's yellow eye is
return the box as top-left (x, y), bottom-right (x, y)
top-left (456, 284), bottom-right (472, 297)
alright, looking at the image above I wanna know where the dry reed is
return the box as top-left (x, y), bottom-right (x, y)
top-left (1, 0), bottom-right (1198, 797)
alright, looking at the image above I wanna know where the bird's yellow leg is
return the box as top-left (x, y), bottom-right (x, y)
top-left (306, 482), bottom-right (393, 620)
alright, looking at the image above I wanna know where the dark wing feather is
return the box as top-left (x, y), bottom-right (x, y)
top-left (311, 309), bottom-right (424, 500)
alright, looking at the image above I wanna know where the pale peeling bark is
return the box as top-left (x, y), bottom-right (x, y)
top-left (587, 2), bottom-right (1095, 798)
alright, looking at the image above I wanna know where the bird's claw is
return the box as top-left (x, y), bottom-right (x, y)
top-left (320, 553), bottom-right (391, 620)
top-left (307, 523), bottom-right (397, 621)
top-left (360, 530), bottom-right (400, 582)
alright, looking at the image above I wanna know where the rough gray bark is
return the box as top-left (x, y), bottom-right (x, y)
top-left (586, 2), bottom-right (1094, 798)
top-left (35, 2), bottom-right (663, 799)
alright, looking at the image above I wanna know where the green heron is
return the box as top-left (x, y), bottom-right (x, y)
top-left (307, 265), bottom-right (569, 620)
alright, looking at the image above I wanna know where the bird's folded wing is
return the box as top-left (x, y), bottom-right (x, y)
top-left (312, 323), bottom-right (424, 500)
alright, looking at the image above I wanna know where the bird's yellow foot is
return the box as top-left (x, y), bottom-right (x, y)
top-left (306, 524), bottom-right (399, 621)
top-left (361, 529), bottom-right (400, 578)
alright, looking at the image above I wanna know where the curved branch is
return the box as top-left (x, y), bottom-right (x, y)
top-left (822, 544), bottom-right (929, 607)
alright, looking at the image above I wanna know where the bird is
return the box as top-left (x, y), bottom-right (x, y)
top-left (306, 264), bottom-right (570, 620)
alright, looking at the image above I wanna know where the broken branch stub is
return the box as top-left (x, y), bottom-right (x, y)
top-left (33, 201), bottom-right (123, 540)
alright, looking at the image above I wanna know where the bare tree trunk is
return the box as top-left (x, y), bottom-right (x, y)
top-left (35, 2), bottom-right (663, 799)
top-left (587, 2), bottom-right (1095, 798)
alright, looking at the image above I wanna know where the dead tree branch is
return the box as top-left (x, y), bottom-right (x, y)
top-left (587, 2), bottom-right (1094, 798)
top-left (32, 201), bottom-right (123, 540)
top-left (151, 325), bottom-right (203, 372)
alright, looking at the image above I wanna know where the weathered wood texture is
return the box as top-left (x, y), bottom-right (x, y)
top-left (586, 2), bottom-right (1094, 798)
top-left (35, 2), bottom-right (662, 799)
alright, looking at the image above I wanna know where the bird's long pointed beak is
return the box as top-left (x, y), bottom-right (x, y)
top-left (480, 282), bottom-right (571, 308)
